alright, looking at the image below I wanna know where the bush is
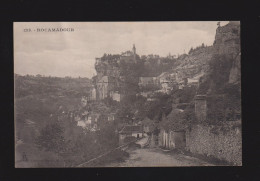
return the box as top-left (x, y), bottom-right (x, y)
top-left (35, 123), bottom-right (67, 153)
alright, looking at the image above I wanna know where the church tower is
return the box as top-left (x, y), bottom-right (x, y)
top-left (132, 44), bottom-right (136, 61)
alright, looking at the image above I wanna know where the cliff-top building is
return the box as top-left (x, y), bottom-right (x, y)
top-left (95, 44), bottom-right (138, 66)
top-left (120, 44), bottom-right (137, 63)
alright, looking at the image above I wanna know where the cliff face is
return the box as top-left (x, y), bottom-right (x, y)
top-left (172, 21), bottom-right (240, 85)
top-left (214, 21), bottom-right (241, 84)
top-left (214, 21), bottom-right (240, 56)
top-left (95, 61), bottom-right (121, 81)
top-left (94, 57), bottom-right (142, 99)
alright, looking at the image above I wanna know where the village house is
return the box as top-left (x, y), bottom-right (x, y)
top-left (157, 72), bottom-right (171, 93)
top-left (147, 97), bottom-right (158, 102)
top-left (75, 112), bottom-right (100, 131)
top-left (186, 73), bottom-right (203, 87)
top-left (107, 113), bottom-right (116, 122)
top-left (156, 72), bottom-right (179, 93)
top-left (157, 72), bottom-right (170, 84)
top-left (109, 91), bottom-right (122, 102)
top-left (81, 96), bottom-right (88, 107)
top-left (177, 78), bottom-right (188, 89)
top-left (76, 119), bottom-right (89, 129)
top-left (158, 109), bottom-right (187, 150)
top-left (138, 77), bottom-right (159, 87)
top-left (89, 87), bottom-right (96, 101)
top-left (136, 91), bottom-right (154, 98)
top-left (187, 78), bottom-right (199, 87)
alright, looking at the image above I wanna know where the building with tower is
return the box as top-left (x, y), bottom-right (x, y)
top-left (120, 44), bottom-right (137, 63)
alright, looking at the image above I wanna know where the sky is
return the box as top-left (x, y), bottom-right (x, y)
top-left (14, 21), bottom-right (229, 78)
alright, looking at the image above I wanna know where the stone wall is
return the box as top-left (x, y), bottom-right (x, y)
top-left (185, 122), bottom-right (242, 165)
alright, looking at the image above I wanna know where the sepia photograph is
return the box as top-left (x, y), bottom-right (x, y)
top-left (14, 21), bottom-right (241, 167)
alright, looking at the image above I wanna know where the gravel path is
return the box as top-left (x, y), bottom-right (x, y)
top-left (104, 147), bottom-right (214, 167)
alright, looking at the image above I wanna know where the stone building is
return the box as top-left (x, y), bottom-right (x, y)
top-left (158, 129), bottom-right (186, 150)
top-left (89, 87), bottom-right (96, 101)
top-left (107, 113), bottom-right (116, 122)
top-left (158, 109), bottom-right (187, 150)
top-left (138, 77), bottom-right (159, 87)
top-left (120, 44), bottom-right (137, 63)
top-left (118, 125), bottom-right (143, 146)
top-left (157, 72), bottom-right (175, 93)
top-left (110, 91), bottom-right (122, 102)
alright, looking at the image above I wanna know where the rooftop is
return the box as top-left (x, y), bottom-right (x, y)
top-left (119, 125), bottom-right (143, 134)
top-left (97, 76), bottom-right (116, 83)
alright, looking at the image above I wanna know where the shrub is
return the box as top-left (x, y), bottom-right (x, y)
top-left (35, 123), bottom-right (67, 154)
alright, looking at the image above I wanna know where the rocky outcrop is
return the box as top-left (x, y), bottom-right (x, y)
top-left (95, 61), bottom-right (121, 81)
top-left (214, 21), bottom-right (240, 84)
top-left (172, 21), bottom-right (240, 86)
top-left (214, 21), bottom-right (240, 56)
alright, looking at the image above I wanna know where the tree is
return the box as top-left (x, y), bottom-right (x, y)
top-left (35, 123), bottom-right (67, 154)
top-left (141, 55), bottom-right (147, 60)
top-left (182, 105), bottom-right (195, 124)
top-left (145, 93), bottom-right (172, 121)
top-left (189, 47), bottom-right (194, 54)
top-left (208, 54), bottom-right (233, 92)
top-left (159, 109), bottom-right (186, 131)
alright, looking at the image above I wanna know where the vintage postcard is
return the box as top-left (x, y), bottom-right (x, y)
top-left (14, 21), bottom-right (241, 167)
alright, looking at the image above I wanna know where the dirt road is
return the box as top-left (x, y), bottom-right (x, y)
top-left (104, 147), bottom-right (214, 167)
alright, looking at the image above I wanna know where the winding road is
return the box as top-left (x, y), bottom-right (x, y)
top-left (104, 137), bottom-right (214, 167)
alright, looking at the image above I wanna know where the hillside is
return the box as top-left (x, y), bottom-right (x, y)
top-left (15, 75), bottom-right (92, 142)
top-left (15, 75), bottom-right (92, 98)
